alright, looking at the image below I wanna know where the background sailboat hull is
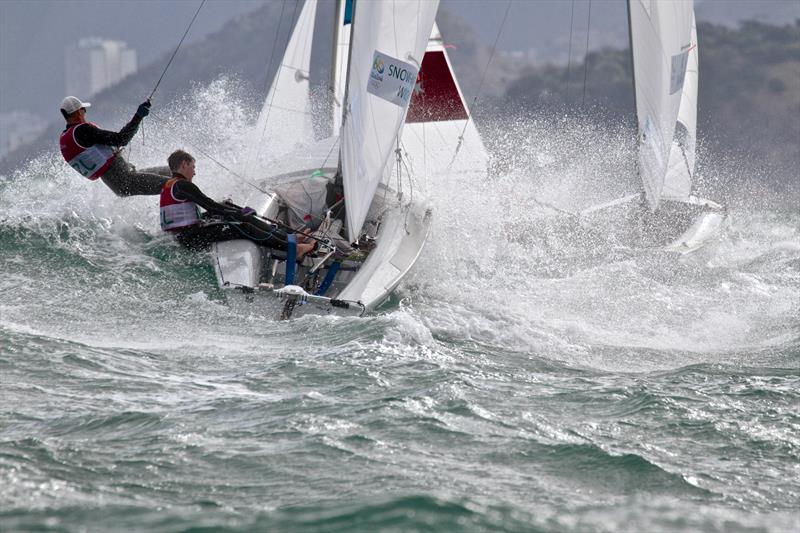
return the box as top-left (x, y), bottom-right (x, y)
top-left (661, 207), bottom-right (726, 254)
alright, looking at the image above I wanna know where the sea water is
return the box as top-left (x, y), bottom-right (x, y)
top-left (1, 81), bottom-right (798, 532)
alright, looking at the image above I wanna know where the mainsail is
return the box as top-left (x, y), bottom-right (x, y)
top-left (662, 12), bottom-right (698, 201)
top-left (339, 0), bottom-right (440, 242)
top-left (628, 0), bottom-right (695, 209)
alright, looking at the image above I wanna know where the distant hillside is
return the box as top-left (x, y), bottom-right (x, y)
top-left (0, 2), bottom-right (481, 175)
top-left (503, 20), bottom-right (800, 184)
top-left (698, 20), bottom-right (799, 179)
top-left (3, 7), bottom-right (798, 192)
top-left (0, 1), bottom-right (293, 174)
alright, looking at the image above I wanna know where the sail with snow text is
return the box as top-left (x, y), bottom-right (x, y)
top-left (339, 0), bottom-right (439, 242)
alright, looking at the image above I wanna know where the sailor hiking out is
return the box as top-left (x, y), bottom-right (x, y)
top-left (59, 96), bottom-right (170, 196)
top-left (160, 150), bottom-right (315, 255)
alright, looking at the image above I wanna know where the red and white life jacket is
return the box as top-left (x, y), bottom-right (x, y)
top-left (59, 122), bottom-right (116, 180)
top-left (160, 178), bottom-right (200, 232)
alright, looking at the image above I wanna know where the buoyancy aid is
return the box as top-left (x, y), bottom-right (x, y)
top-left (59, 122), bottom-right (116, 180)
top-left (160, 178), bottom-right (200, 231)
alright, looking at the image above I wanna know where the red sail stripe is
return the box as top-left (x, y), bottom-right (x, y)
top-left (406, 50), bottom-right (468, 123)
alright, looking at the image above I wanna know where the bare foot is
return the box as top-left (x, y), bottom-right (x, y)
top-left (296, 241), bottom-right (316, 259)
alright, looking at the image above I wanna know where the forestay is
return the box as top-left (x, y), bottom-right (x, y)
top-left (628, 0), bottom-right (694, 209)
top-left (339, 0), bottom-right (440, 242)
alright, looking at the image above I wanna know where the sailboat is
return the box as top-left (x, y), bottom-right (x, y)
top-left (582, 0), bottom-right (725, 253)
top-left (211, 0), bottom-right (486, 317)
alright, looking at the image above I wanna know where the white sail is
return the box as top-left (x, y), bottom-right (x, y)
top-left (400, 22), bottom-right (488, 178)
top-left (662, 11), bottom-right (698, 201)
top-left (249, 0), bottom-right (317, 169)
top-left (340, 0), bottom-right (440, 242)
top-left (331, 0), bottom-right (352, 133)
top-left (628, 0), bottom-right (694, 209)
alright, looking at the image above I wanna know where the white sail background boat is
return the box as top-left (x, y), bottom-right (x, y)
top-left (244, 0), bottom-right (318, 170)
top-left (212, 0), bottom-right (485, 317)
top-left (583, 0), bottom-right (725, 253)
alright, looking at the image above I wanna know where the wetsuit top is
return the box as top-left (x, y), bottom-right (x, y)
top-left (59, 115), bottom-right (142, 180)
top-left (160, 174), bottom-right (242, 232)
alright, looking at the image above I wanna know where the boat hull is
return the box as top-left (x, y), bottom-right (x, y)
top-left (662, 209), bottom-right (725, 254)
top-left (211, 180), bottom-right (431, 318)
top-left (578, 194), bottom-right (726, 253)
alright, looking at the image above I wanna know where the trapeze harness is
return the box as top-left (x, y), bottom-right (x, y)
top-left (59, 123), bottom-right (116, 180)
top-left (160, 178), bottom-right (200, 232)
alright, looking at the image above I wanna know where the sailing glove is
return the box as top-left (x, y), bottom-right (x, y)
top-left (136, 101), bottom-right (151, 118)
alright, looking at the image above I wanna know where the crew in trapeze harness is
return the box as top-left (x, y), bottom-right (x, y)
top-left (59, 96), bottom-right (172, 196)
top-left (159, 149), bottom-right (318, 257)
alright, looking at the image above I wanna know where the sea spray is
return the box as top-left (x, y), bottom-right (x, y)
top-left (1, 79), bottom-right (798, 533)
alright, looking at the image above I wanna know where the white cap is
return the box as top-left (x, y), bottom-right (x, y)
top-left (60, 96), bottom-right (91, 115)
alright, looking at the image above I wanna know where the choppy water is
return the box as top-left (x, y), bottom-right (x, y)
top-left (1, 82), bottom-right (798, 532)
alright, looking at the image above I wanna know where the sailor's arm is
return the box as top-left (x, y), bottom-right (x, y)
top-left (73, 115), bottom-right (143, 148)
top-left (73, 102), bottom-right (150, 147)
top-left (172, 180), bottom-right (241, 218)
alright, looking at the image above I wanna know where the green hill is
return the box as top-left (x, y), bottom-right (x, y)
top-left (502, 20), bottom-right (800, 185)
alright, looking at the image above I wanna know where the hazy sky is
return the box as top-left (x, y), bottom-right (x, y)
top-left (455, 0), bottom-right (800, 52)
top-left (0, 0), bottom-right (269, 115)
top-left (1, 0), bottom-right (798, 116)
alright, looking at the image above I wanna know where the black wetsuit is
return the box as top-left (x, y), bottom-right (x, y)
top-left (67, 117), bottom-right (169, 196)
top-left (168, 177), bottom-right (292, 251)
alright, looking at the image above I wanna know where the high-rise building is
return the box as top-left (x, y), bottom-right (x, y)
top-left (65, 38), bottom-right (137, 98)
top-left (0, 111), bottom-right (47, 162)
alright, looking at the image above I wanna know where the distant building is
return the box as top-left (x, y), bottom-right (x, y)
top-left (65, 38), bottom-right (137, 98)
top-left (0, 111), bottom-right (47, 162)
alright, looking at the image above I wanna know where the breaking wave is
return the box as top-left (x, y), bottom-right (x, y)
top-left (1, 79), bottom-right (798, 533)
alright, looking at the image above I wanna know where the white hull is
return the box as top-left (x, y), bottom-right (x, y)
top-left (211, 175), bottom-right (430, 318)
top-left (579, 194), bottom-right (725, 253)
top-left (661, 199), bottom-right (725, 254)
